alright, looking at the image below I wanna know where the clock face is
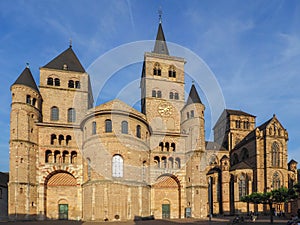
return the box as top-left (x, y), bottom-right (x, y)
top-left (158, 103), bottom-right (173, 116)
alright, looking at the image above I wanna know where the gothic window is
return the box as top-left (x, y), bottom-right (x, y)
top-left (272, 142), bottom-right (280, 167)
top-left (54, 78), bottom-right (60, 86)
top-left (105, 119), bottom-right (112, 132)
top-left (153, 63), bottom-right (161, 76)
top-left (75, 81), bottom-right (80, 89)
top-left (238, 174), bottom-right (247, 200)
top-left (136, 125), bottom-right (141, 138)
top-left (241, 148), bottom-right (249, 161)
top-left (121, 121), bottom-right (128, 134)
top-left (272, 171), bottom-right (281, 189)
top-left (169, 92), bottom-right (174, 99)
top-left (51, 106), bottom-right (59, 121)
top-left (26, 95), bottom-right (31, 104)
top-left (68, 108), bottom-right (76, 122)
top-left (112, 155), bottom-right (123, 177)
top-left (68, 80), bottom-right (74, 88)
top-left (92, 121), bottom-right (97, 135)
top-left (47, 77), bottom-right (53, 85)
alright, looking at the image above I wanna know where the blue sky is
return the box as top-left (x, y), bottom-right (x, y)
top-left (0, 0), bottom-right (300, 172)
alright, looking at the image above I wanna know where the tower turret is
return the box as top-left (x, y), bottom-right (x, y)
top-left (9, 67), bottom-right (42, 219)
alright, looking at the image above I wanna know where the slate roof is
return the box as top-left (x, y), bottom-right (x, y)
top-left (205, 141), bottom-right (226, 151)
top-left (43, 47), bottom-right (85, 72)
top-left (225, 109), bottom-right (255, 117)
top-left (0, 172), bottom-right (9, 188)
top-left (230, 161), bottom-right (252, 171)
top-left (153, 22), bottom-right (169, 55)
top-left (13, 67), bottom-right (39, 93)
top-left (186, 84), bottom-right (202, 105)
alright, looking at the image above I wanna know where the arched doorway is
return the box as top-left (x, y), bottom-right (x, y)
top-left (152, 174), bottom-right (181, 219)
top-left (44, 171), bottom-right (79, 220)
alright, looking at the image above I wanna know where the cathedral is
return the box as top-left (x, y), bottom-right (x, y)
top-left (8, 20), bottom-right (298, 221)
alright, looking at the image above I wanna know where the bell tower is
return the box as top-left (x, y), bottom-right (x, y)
top-left (141, 20), bottom-right (185, 133)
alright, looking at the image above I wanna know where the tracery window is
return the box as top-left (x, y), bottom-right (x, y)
top-left (272, 171), bottom-right (281, 189)
top-left (272, 142), bottom-right (280, 167)
top-left (112, 155), bottom-right (123, 177)
top-left (238, 174), bottom-right (247, 200)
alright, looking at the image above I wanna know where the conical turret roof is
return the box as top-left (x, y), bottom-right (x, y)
top-left (186, 84), bottom-right (202, 105)
top-left (13, 67), bottom-right (39, 93)
top-left (43, 46), bottom-right (85, 72)
top-left (153, 22), bottom-right (169, 55)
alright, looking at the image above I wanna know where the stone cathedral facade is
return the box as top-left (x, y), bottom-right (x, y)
top-left (8, 21), bottom-right (298, 221)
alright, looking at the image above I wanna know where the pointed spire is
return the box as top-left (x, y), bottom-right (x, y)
top-left (43, 46), bottom-right (85, 72)
top-left (153, 14), bottom-right (169, 55)
top-left (13, 67), bottom-right (39, 93)
top-left (186, 84), bottom-right (202, 105)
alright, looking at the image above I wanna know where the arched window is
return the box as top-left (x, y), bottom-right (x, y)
top-left (154, 156), bottom-right (160, 168)
top-left (169, 92), bottom-right (174, 99)
top-left (62, 150), bottom-right (69, 163)
top-left (54, 78), bottom-right (60, 86)
top-left (153, 63), bottom-right (161, 76)
top-left (71, 151), bottom-right (77, 164)
top-left (58, 134), bottom-right (64, 145)
top-left (92, 121), bottom-right (97, 135)
top-left (174, 93), bottom-right (179, 100)
top-left (54, 150), bottom-right (61, 163)
top-left (51, 106), bottom-right (59, 121)
top-left (50, 134), bottom-right (57, 145)
top-left (244, 121), bottom-right (250, 129)
top-left (171, 143), bottom-right (176, 151)
top-left (68, 108), bottom-right (76, 122)
top-left (238, 174), bottom-right (247, 200)
top-left (168, 157), bottom-right (174, 169)
top-left (272, 142), bottom-right (280, 167)
top-left (236, 120), bottom-right (241, 128)
top-left (152, 90), bottom-right (156, 97)
top-left (66, 135), bottom-right (71, 145)
top-left (121, 121), bottom-right (128, 134)
top-left (190, 110), bottom-right (194, 118)
top-left (47, 77), bottom-right (53, 85)
top-left (68, 80), bottom-right (74, 88)
top-left (32, 98), bottom-right (36, 107)
top-left (105, 119), bottom-right (112, 132)
top-left (45, 150), bottom-right (52, 163)
top-left (168, 65), bottom-right (176, 78)
top-left (273, 171), bottom-right (281, 189)
top-left (136, 125), bottom-right (141, 138)
top-left (26, 95), bottom-right (31, 104)
top-left (161, 156), bottom-right (167, 168)
top-left (75, 81), bottom-right (80, 89)
top-left (165, 142), bottom-right (170, 151)
top-left (112, 155), bottom-right (123, 177)
top-left (157, 91), bottom-right (162, 98)
top-left (175, 157), bottom-right (181, 169)
top-left (159, 142), bottom-right (164, 151)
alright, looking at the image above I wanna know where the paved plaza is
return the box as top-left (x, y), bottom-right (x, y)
top-left (0, 217), bottom-right (289, 225)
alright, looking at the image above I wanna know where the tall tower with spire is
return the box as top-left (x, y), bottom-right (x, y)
top-left (9, 67), bottom-right (42, 219)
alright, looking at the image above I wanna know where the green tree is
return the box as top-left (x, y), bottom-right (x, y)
top-left (241, 187), bottom-right (298, 224)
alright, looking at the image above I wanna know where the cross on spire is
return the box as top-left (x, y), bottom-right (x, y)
top-left (158, 7), bottom-right (162, 23)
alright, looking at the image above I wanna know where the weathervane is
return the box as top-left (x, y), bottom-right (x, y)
top-left (26, 63), bottom-right (30, 68)
top-left (69, 38), bottom-right (72, 48)
top-left (158, 7), bottom-right (162, 23)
